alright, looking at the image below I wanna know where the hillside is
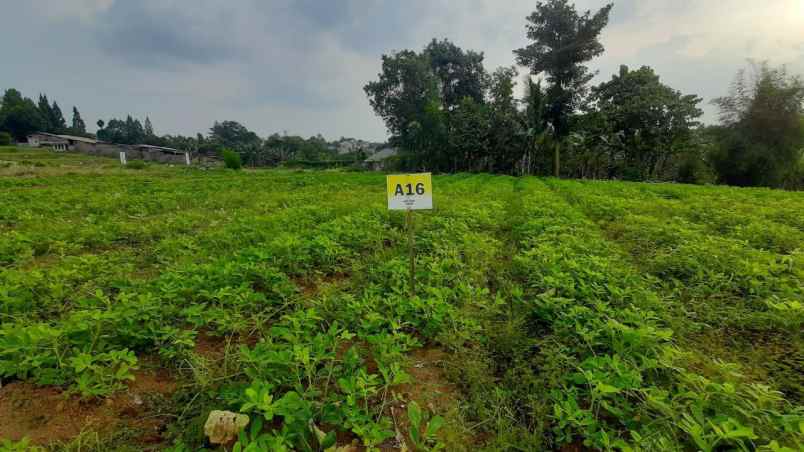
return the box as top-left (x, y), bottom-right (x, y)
top-left (1, 147), bottom-right (802, 451)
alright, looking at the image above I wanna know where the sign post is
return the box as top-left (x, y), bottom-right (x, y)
top-left (386, 173), bottom-right (433, 296)
top-left (406, 209), bottom-right (415, 296)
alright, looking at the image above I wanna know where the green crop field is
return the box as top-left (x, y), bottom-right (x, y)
top-left (1, 146), bottom-right (802, 451)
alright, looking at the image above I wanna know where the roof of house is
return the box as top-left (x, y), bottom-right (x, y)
top-left (136, 144), bottom-right (184, 154)
top-left (365, 147), bottom-right (398, 162)
top-left (28, 132), bottom-right (99, 144)
top-left (29, 132), bottom-right (65, 138)
top-left (27, 132), bottom-right (69, 143)
top-left (56, 134), bottom-right (98, 144)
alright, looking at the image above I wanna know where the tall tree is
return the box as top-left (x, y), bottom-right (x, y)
top-left (71, 106), bottom-right (86, 135)
top-left (365, 50), bottom-right (440, 146)
top-left (124, 115), bottom-right (145, 144)
top-left (514, 0), bottom-right (613, 138)
top-left (486, 66), bottom-right (523, 173)
top-left (590, 65), bottom-right (703, 180)
top-left (209, 120), bottom-right (260, 150)
top-left (521, 77), bottom-right (551, 175)
top-left (406, 97), bottom-right (448, 171)
top-left (51, 101), bottom-right (66, 133)
top-left (1, 89), bottom-right (24, 111)
top-left (448, 97), bottom-right (488, 172)
top-left (423, 38), bottom-right (488, 110)
top-left (365, 41), bottom-right (489, 171)
top-left (711, 62), bottom-right (804, 187)
top-left (98, 118), bottom-right (124, 143)
top-left (0, 90), bottom-right (43, 141)
top-left (99, 115), bottom-right (148, 144)
top-left (144, 116), bottom-right (154, 137)
top-left (37, 94), bottom-right (54, 132)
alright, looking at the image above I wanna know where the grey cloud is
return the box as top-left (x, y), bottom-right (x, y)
top-left (2, 0), bottom-right (802, 141)
top-left (606, 0), bottom-right (699, 25)
top-left (95, 1), bottom-right (242, 66)
top-left (282, 0), bottom-right (436, 55)
top-left (290, 0), bottom-right (357, 29)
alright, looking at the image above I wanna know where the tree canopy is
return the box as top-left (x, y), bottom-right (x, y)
top-left (588, 65), bottom-right (703, 180)
top-left (710, 62), bottom-right (804, 187)
top-left (209, 120), bottom-right (261, 150)
top-left (514, 0), bottom-right (613, 137)
top-left (0, 89), bottom-right (43, 141)
top-left (71, 106), bottom-right (86, 135)
top-left (97, 115), bottom-right (146, 144)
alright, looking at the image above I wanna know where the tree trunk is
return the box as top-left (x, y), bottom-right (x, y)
top-left (554, 142), bottom-right (560, 178)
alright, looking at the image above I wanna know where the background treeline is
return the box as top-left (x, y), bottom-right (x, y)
top-left (0, 89), bottom-right (89, 143)
top-left (364, 0), bottom-right (804, 189)
top-left (0, 89), bottom-right (375, 167)
top-left (96, 117), bottom-right (372, 167)
top-left (192, 121), bottom-right (369, 167)
top-left (95, 114), bottom-right (358, 163)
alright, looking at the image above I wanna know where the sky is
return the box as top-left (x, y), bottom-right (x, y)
top-left (2, 0), bottom-right (803, 141)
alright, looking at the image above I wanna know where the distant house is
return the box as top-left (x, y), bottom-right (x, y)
top-left (59, 134), bottom-right (98, 152)
top-left (134, 144), bottom-right (183, 155)
top-left (335, 138), bottom-right (381, 155)
top-left (131, 144), bottom-right (191, 164)
top-left (364, 147), bottom-right (398, 171)
top-left (26, 132), bottom-right (191, 165)
top-left (26, 132), bottom-right (70, 151)
top-left (27, 132), bottom-right (98, 152)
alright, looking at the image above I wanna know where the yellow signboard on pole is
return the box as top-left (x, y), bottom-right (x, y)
top-left (386, 173), bottom-right (433, 296)
top-left (386, 173), bottom-right (433, 210)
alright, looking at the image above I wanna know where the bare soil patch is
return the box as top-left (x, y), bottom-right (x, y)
top-left (0, 367), bottom-right (176, 446)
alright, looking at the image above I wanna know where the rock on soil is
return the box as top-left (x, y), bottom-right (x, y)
top-left (204, 410), bottom-right (250, 445)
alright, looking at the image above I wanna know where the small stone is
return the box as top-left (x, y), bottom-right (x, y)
top-left (204, 410), bottom-right (250, 445)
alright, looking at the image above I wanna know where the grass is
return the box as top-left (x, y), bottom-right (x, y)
top-left (0, 146), bottom-right (802, 451)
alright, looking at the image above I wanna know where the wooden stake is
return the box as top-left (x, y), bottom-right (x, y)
top-left (406, 209), bottom-right (415, 297)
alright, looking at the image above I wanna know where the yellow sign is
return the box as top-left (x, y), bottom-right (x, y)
top-left (386, 173), bottom-right (433, 210)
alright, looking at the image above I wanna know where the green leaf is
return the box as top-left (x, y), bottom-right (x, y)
top-left (321, 431), bottom-right (337, 450)
top-left (407, 401), bottom-right (423, 430)
top-left (596, 383), bottom-right (620, 395)
top-left (425, 415), bottom-right (444, 438)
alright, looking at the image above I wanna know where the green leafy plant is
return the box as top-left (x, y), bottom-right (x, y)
top-left (222, 148), bottom-right (243, 170)
top-left (0, 438), bottom-right (44, 452)
top-left (407, 401), bottom-right (445, 451)
top-left (0, 148), bottom-right (801, 451)
top-left (69, 350), bottom-right (137, 397)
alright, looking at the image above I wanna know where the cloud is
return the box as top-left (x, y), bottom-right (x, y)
top-left (34, 0), bottom-right (113, 21)
top-left (601, 0), bottom-right (804, 62)
top-left (94, 1), bottom-right (244, 67)
top-left (2, 0), bottom-right (802, 140)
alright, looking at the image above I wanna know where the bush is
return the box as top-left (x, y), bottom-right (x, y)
top-left (0, 132), bottom-right (12, 146)
top-left (126, 160), bottom-right (147, 170)
top-left (676, 154), bottom-right (715, 185)
top-left (221, 149), bottom-right (242, 170)
top-left (781, 158), bottom-right (804, 190)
